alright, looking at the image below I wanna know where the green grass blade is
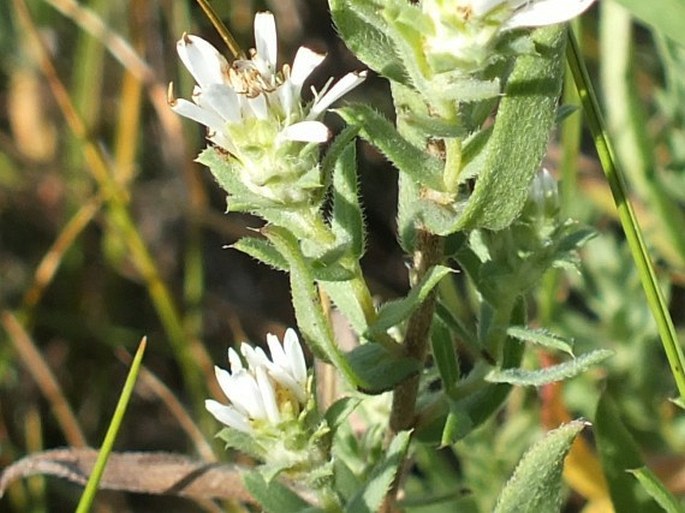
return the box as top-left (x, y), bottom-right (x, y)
top-left (566, 31), bottom-right (685, 402)
top-left (75, 337), bottom-right (147, 513)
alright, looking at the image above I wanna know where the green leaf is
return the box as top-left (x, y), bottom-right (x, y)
top-left (331, 143), bottom-right (365, 259)
top-left (329, 0), bottom-right (408, 83)
top-left (456, 299), bottom-right (526, 433)
top-left (232, 236), bottom-right (288, 271)
top-left (324, 397), bottom-right (361, 430)
top-left (506, 326), bottom-right (575, 357)
top-left (431, 319), bottom-right (460, 393)
top-left (264, 226), bottom-right (362, 387)
top-left (346, 342), bottom-right (419, 394)
top-left (614, 0), bottom-right (685, 48)
top-left (197, 147), bottom-right (276, 211)
top-left (336, 104), bottom-right (446, 190)
top-left (493, 420), bottom-right (587, 513)
top-left (367, 265), bottom-right (453, 336)
top-left (595, 392), bottom-right (663, 513)
top-left (442, 26), bottom-right (567, 232)
top-left (243, 471), bottom-right (318, 513)
top-left (320, 279), bottom-right (369, 334)
top-left (628, 467), bottom-right (685, 513)
top-left (345, 431), bottom-right (412, 513)
top-left (486, 349), bottom-right (613, 387)
top-left (216, 427), bottom-right (266, 460)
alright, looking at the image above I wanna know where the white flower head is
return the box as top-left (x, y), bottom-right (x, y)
top-left (420, 0), bottom-right (596, 74)
top-left (205, 328), bottom-right (309, 433)
top-left (169, 12), bottom-right (366, 203)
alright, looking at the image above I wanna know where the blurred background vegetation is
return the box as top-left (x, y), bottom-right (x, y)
top-left (1, 0), bottom-right (685, 511)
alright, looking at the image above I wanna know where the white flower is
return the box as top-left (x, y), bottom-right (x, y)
top-left (502, 0), bottom-right (597, 29)
top-left (205, 329), bottom-right (309, 433)
top-left (169, 11), bottom-right (366, 154)
top-left (449, 0), bottom-right (597, 28)
top-left (421, 0), bottom-right (596, 74)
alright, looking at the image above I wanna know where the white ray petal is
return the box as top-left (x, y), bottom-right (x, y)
top-left (281, 120), bottom-right (330, 143)
top-left (227, 347), bottom-right (243, 372)
top-left (470, 0), bottom-right (508, 17)
top-left (256, 366), bottom-right (280, 423)
top-left (308, 70), bottom-right (367, 119)
top-left (177, 34), bottom-right (228, 88)
top-left (247, 94), bottom-right (269, 120)
top-left (230, 370), bottom-right (266, 420)
top-left (205, 400), bottom-right (251, 432)
top-left (505, 0), bottom-right (596, 29)
top-left (284, 328), bottom-right (307, 385)
top-left (170, 98), bottom-right (225, 132)
top-left (254, 12), bottom-right (278, 74)
top-left (214, 366), bottom-right (249, 415)
top-left (207, 131), bottom-right (238, 154)
top-left (199, 84), bottom-right (241, 123)
top-left (242, 343), bottom-right (269, 369)
top-left (290, 47), bottom-right (326, 97)
top-left (266, 333), bottom-right (288, 368)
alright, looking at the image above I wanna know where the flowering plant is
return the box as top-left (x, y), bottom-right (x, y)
top-left (171, 2), bottom-right (611, 511)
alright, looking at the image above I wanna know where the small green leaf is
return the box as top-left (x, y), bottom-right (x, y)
top-left (264, 226), bottom-right (362, 388)
top-left (331, 143), bottom-right (365, 259)
top-left (431, 319), bottom-right (460, 393)
top-left (243, 471), bottom-right (318, 513)
top-left (324, 397), bottom-right (361, 430)
top-left (486, 349), bottom-right (613, 387)
top-left (346, 343), bottom-right (419, 394)
top-left (320, 279), bottom-right (369, 334)
top-left (367, 265), bottom-right (453, 336)
top-left (197, 147), bottom-right (275, 211)
top-left (336, 104), bottom-right (446, 190)
top-left (493, 420), bottom-right (587, 513)
top-left (232, 236), bottom-right (288, 271)
top-left (216, 427), bottom-right (266, 460)
top-left (506, 326), bottom-right (575, 357)
top-left (329, 0), bottom-right (408, 82)
top-left (628, 467), bottom-right (685, 513)
top-left (595, 392), bottom-right (663, 513)
top-left (345, 431), bottom-right (412, 513)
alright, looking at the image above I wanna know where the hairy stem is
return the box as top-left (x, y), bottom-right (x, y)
top-left (381, 229), bottom-right (444, 512)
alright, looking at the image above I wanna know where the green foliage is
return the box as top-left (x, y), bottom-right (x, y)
top-left (329, 0), bottom-right (408, 83)
top-left (346, 343), bottom-right (419, 394)
top-left (345, 430), bottom-right (411, 513)
top-left (335, 104), bottom-right (446, 190)
top-left (493, 420), bottom-right (587, 513)
top-left (506, 326), bottom-right (574, 357)
top-left (264, 226), bottom-right (359, 385)
top-left (367, 265), bottom-right (453, 335)
top-left (595, 393), bottom-right (663, 513)
top-left (486, 349), bottom-right (613, 387)
top-left (243, 471), bottom-right (319, 513)
top-left (629, 467), bottom-right (685, 513)
top-left (331, 143), bottom-right (366, 260)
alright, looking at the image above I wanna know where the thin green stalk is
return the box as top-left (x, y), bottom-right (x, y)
top-left (75, 338), bottom-right (147, 513)
top-left (566, 31), bottom-right (685, 401)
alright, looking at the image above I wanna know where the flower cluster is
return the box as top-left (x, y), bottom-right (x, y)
top-left (169, 11), bottom-right (366, 204)
top-left (388, 0), bottom-right (595, 85)
top-left (420, 0), bottom-right (596, 74)
top-left (205, 328), bottom-right (308, 433)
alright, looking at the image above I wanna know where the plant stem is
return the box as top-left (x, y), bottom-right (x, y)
top-left (390, 229), bottom-right (445, 433)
